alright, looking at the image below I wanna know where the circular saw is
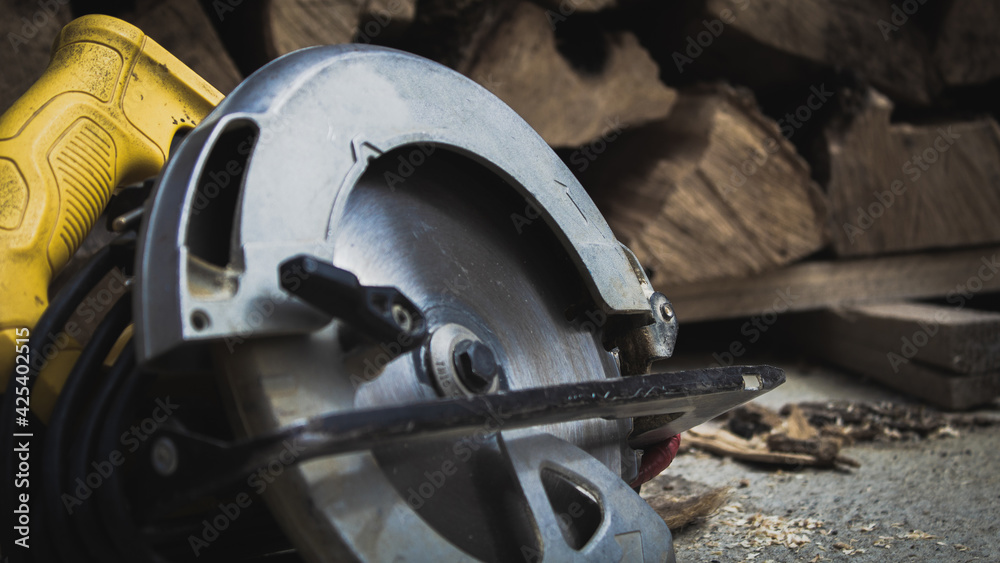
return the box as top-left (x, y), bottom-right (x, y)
top-left (0, 15), bottom-right (782, 563)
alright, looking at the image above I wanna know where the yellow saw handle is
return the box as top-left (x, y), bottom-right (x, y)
top-left (0, 15), bottom-right (223, 379)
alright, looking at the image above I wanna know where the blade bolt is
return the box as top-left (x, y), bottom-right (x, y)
top-left (453, 340), bottom-right (499, 393)
top-left (151, 437), bottom-right (178, 476)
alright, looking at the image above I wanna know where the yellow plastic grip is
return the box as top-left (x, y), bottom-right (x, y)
top-left (0, 15), bottom-right (223, 381)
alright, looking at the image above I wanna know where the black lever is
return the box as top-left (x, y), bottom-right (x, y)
top-left (279, 254), bottom-right (427, 350)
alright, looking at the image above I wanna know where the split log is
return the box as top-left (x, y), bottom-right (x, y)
top-left (660, 245), bottom-right (1000, 322)
top-left (933, 0), bottom-right (1000, 86)
top-left (824, 89), bottom-right (1000, 256)
top-left (456, 1), bottom-right (677, 147)
top-left (575, 84), bottom-right (826, 287)
top-left (635, 0), bottom-right (938, 107)
top-left (0, 0), bottom-right (73, 111)
top-left (263, 0), bottom-right (417, 59)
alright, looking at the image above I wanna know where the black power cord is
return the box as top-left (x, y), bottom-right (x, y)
top-left (0, 246), bottom-right (115, 562)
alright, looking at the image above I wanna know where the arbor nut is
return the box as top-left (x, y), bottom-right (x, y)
top-left (453, 340), bottom-right (499, 393)
top-left (151, 436), bottom-right (178, 476)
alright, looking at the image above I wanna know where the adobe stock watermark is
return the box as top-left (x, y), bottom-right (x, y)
top-left (723, 83), bottom-right (834, 196)
top-left (567, 116), bottom-right (627, 173)
top-left (946, 254), bottom-right (1000, 310)
top-left (24, 269), bottom-right (130, 376)
top-left (405, 401), bottom-right (513, 510)
top-left (221, 245), bottom-right (326, 353)
top-left (382, 142), bottom-right (437, 191)
top-left (348, 273), bottom-right (472, 390)
top-left (7, 0), bottom-right (70, 54)
top-left (510, 201), bottom-right (544, 235)
top-left (842, 127), bottom-right (961, 244)
top-left (520, 500), bottom-right (590, 562)
top-left (877, 0), bottom-right (929, 41)
top-left (61, 397), bottom-right (179, 514)
top-left (354, 0), bottom-right (413, 44)
top-left (887, 254), bottom-right (1000, 372)
top-left (189, 133), bottom-right (254, 217)
top-left (210, 0), bottom-right (247, 21)
top-left (544, 0), bottom-right (590, 29)
top-left (672, 0), bottom-right (752, 73)
top-left (188, 438), bottom-right (305, 557)
top-left (711, 287), bottom-right (799, 367)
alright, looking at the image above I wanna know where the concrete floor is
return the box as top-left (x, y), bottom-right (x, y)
top-left (656, 360), bottom-right (1000, 563)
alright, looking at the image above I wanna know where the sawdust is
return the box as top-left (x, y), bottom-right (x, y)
top-left (666, 489), bottom-right (955, 559)
top-left (717, 502), bottom-right (825, 550)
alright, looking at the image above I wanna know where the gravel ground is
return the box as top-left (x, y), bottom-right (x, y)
top-left (656, 361), bottom-right (1000, 563)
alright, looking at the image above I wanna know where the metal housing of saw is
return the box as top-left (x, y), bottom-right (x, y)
top-left (135, 45), bottom-right (681, 562)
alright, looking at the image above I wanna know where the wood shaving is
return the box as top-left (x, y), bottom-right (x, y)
top-left (898, 529), bottom-right (937, 540)
top-left (718, 503), bottom-right (824, 550)
top-left (642, 477), bottom-right (731, 531)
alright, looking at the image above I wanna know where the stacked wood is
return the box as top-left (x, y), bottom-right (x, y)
top-left (791, 302), bottom-right (1000, 409)
top-left (263, 0), bottom-right (417, 59)
top-left (451, 1), bottom-right (678, 147)
top-left (933, 0), bottom-right (1000, 87)
top-left (823, 88), bottom-right (1000, 256)
top-left (3, 0), bottom-right (1000, 410)
top-left (573, 83), bottom-right (827, 286)
top-left (633, 0), bottom-right (939, 107)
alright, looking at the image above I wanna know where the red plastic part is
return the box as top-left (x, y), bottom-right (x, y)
top-left (629, 434), bottom-right (682, 489)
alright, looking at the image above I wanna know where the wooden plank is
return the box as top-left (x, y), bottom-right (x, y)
top-left (660, 245), bottom-right (1000, 322)
top-left (793, 328), bottom-right (1000, 410)
top-left (802, 302), bottom-right (1000, 374)
top-left (578, 84), bottom-right (827, 286)
top-left (823, 88), bottom-right (1000, 256)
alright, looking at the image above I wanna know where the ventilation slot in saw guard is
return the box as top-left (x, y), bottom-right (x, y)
top-left (184, 121), bottom-right (257, 298)
top-left (185, 121), bottom-right (257, 270)
top-left (541, 468), bottom-right (603, 550)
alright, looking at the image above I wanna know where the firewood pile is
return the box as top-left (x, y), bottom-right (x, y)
top-left (3, 0), bottom-right (998, 407)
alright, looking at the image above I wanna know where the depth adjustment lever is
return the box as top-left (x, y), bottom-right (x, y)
top-left (279, 254), bottom-right (427, 350)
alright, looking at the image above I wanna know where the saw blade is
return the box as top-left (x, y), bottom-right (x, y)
top-left (221, 149), bottom-right (649, 562)
top-left (135, 44), bottom-right (688, 563)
